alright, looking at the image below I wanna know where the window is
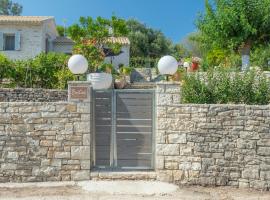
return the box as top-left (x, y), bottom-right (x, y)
top-left (4, 34), bottom-right (15, 51)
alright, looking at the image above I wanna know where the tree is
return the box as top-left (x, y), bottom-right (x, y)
top-left (181, 32), bottom-right (207, 58)
top-left (197, 0), bottom-right (270, 69)
top-left (57, 26), bottom-right (65, 37)
top-left (0, 0), bottom-right (22, 15)
top-left (68, 16), bottom-right (128, 72)
top-left (127, 19), bottom-right (173, 58)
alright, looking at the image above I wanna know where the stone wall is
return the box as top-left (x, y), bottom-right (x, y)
top-left (0, 101), bottom-right (91, 182)
top-left (0, 88), bottom-right (67, 102)
top-left (156, 83), bottom-right (270, 190)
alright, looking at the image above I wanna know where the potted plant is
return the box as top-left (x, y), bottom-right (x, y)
top-left (190, 57), bottom-right (202, 71)
top-left (114, 66), bottom-right (132, 89)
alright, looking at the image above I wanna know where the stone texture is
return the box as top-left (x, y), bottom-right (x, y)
top-left (71, 170), bottom-right (90, 181)
top-left (0, 88), bottom-right (67, 102)
top-left (156, 83), bottom-right (270, 190)
top-left (0, 101), bottom-right (91, 183)
top-left (71, 146), bottom-right (90, 160)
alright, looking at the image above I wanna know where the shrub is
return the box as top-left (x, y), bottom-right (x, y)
top-left (130, 57), bottom-right (158, 68)
top-left (251, 45), bottom-right (270, 71)
top-left (0, 53), bottom-right (76, 89)
top-left (0, 54), bottom-right (15, 84)
top-left (182, 68), bottom-right (270, 105)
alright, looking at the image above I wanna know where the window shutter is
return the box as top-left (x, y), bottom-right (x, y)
top-left (0, 32), bottom-right (3, 51)
top-left (15, 32), bottom-right (21, 51)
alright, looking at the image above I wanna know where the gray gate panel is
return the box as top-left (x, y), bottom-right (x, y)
top-left (94, 90), bottom-right (112, 167)
top-left (115, 90), bottom-right (154, 169)
top-left (94, 89), bottom-right (155, 169)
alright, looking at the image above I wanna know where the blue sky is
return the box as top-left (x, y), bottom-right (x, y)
top-left (16, 0), bottom-right (205, 43)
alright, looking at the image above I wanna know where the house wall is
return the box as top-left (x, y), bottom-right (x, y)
top-left (104, 45), bottom-right (130, 68)
top-left (0, 20), bottom-right (58, 60)
top-left (0, 24), bottom-right (43, 60)
top-left (53, 43), bottom-right (73, 54)
top-left (41, 20), bottom-right (58, 52)
top-left (156, 83), bottom-right (270, 190)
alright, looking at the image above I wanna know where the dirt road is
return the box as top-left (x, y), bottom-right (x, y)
top-left (0, 181), bottom-right (269, 200)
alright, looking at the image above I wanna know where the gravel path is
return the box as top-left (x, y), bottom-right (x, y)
top-left (0, 181), bottom-right (269, 200)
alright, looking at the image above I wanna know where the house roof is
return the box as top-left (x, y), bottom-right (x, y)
top-left (0, 16), bottom-right (54, 25)
top-left (53, 37), bottom-right (75, 44)
top-left (105, 37), bottom-right (130, 45)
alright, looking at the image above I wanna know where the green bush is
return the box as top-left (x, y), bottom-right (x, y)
top-left (202, 49), bottom-right (242, 71)
top-left (251, 45), bottom-right (270, 71)
top-left (0, 53), bottom-right (76, 89)
top-left (0, 54), bottom-right (15, 83)
top-left (182, 68), bottom-right (270, 105)
top-left (130, 57), bottom-right (158, 68)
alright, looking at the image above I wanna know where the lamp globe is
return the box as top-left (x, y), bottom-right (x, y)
top-left (158, 55), bottom-right (178, 75)
top-left (68, 55), bottom-right (88, 75)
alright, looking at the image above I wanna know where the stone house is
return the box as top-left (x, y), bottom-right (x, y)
top-left (0, 16), bottom-right (74, 60)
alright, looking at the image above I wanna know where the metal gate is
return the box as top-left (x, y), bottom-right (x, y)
top-left (93, 89), bottom-right (155, 170)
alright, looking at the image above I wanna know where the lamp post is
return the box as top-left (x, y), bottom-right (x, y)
top-left (158, 55), bottom-right (178, 81)
top-left (68, 54), bottom-right (88, 80)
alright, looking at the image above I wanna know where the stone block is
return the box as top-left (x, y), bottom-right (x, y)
top-left (6, 152), bottom-right (19, 160)
top-left (83, 134), bottom-right (90, 145)
top-left (77, 104), bottom-right (90, 113)
top-left (71, 170), bottom-right (90, 181)
top-left (74, 122), bottom-right (90, 133)
top-left (179, 162), bottom-right (191, 170)
top-left (80, 160), bottom-right (90, 170)
top-left (242, 166), bottom-right (259, 179)
top-left (40, 140), bottom-right (53, 147)
top-left (1, 163), bottom-right (17, 170)
top-left (157, 144), bottom-right (179, 156)
top-left (260, 171), bottom-right (270, 180)
top-left (191, 162), bottom-right (201, 170)
top-left (157, 170), bottom-right (173, 182)
top-left (54, 152), bottom-right (70, 159)
top-left (198, 177), bottom-right (216, 186)
top-left (168, 133), bottom-right (187, 144)
top-left (71, 146), bottom-right (90, 160)
top-left (173, 170), bottom-right (184, 181)
top-left (165, 162), bottom-right (179, 170)
top-left (257, 147), bottom-right (270, 156)
top-left (156, 156), bottom-right (165, 169)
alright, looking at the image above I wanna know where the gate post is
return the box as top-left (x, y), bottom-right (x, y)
top-left (68, 81), bottom-right (92, 180)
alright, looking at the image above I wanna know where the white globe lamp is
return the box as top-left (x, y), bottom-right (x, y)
top-left (68, 55), bottom-right (88, 75)
top-left (158, 55), bottom-right (178, 75)
top-left (183, 62), bottom-right (190, 69)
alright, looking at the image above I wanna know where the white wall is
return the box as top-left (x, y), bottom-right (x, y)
top-left (0, 20), bottom-right (58, 60)
top-left (104, 45), bottom-right (130, 69)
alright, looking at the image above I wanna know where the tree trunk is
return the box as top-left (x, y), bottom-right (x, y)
top-left (239, 42), bottom-right (251, 71)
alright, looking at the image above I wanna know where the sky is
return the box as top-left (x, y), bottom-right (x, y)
top-left (15, 0), bottom-right (205, 43)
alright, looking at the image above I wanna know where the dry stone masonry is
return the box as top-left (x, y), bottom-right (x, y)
top-left (0, 81), bottom-right (269, 191)
top-left (0, 88), bottom-right (67, 102)
top-left (156, 83), bottom-right (270, 190)
top-left (0, 91), bottom-right (90, 182)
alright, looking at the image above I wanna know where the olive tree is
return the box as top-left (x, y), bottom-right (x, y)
top-left (197, 0), bottom-right (270, 70)
top-left (0, 0), bottom-right (22, 15)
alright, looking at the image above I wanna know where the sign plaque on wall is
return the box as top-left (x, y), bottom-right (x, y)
top-left (70, 86), bottom-right (88, 100)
